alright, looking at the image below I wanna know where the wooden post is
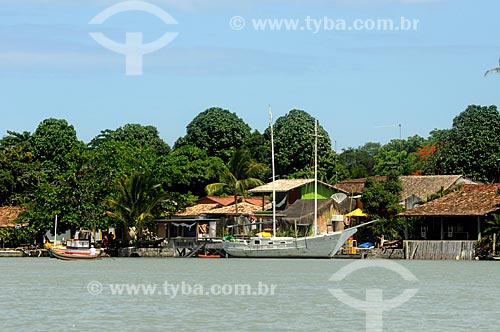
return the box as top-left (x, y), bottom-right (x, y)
top-left (477, 216), bottom-right (481, 241)
top-left (404, 218), bottom-right (409, 240)
top-left (493, 233), bottom-right (497, 256)
top-left (440, 218), bottom-right (444, 240)
top-left (195, 221), bottom-right (199, 242)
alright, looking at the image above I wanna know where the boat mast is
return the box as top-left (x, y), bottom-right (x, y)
top-left (314, 119), bottom-right (318, 236)
top-left (270, 106), bottom-right (276, 237)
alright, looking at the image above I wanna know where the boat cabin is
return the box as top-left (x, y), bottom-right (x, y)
top-left (66, 230), bottom-right (93, 249)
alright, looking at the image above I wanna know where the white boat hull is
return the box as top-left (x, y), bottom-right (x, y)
top-left (224, 228), bottom-right (357, 258)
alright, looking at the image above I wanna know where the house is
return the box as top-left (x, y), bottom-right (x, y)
top-left (333, 176), bottom-right (387, 196)
top-left (0, 206), bottom-right (25, 229)
top-left (0, 206), bottom-right (26, 247)
top-left (207, 202), bottom-right (269, 215)
top-left (334, 175), bottom-right (476, 207)
top-left (249, 179), bottom-right (362, 234)
top-left (197, 195), bottom-right (266, 208)
top-left (157, 196), bottom-right (270, 241)
top-left (249, 179), bottom-right (335, 210)
top-left (399, 184), bottom-right (500, 241)
top-left (173, 195), bottom-right (270, 218)
top-left (174, 204), bottom-right (219, 217)
top-left (397, 184), bottom-right (500, 260)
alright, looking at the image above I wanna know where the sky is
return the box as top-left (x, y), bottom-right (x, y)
top-left (1, 0), bottom-right (499, 151)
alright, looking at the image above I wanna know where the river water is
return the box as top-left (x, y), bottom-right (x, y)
top-left (2, 258), bottom-right (499, 332)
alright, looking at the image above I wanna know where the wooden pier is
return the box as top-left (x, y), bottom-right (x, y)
top-left (171, 237), bottom-right (224, 257)
top-left (404, 240), bottom-right (476, 260)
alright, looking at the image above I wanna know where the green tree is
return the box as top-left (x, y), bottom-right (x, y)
top-left (14, 119), bottom-right (87, 237)
top-left (243, 130), bottom-right (270, 165)
top-left (361, 170), bottom-right (403, 219)
top-left (361, 170), bottom-right (404, 241)
top-left (338, 142), bottom-right (380, 179)
top-left (484, 214), bottom-right (500, 243)
top-left (105, 173), bottom-right (170, 244)
top-left (430, 105), bottom-right (500, 182)
top-left (81, 138), bottom-right (164, 230)
top-left (159, 145), bottom-right (224, 202)
top-left (265, 109), bottom-right (333, 178)
top-left (475, 214), bottom-right (500, 257)
top-left (374, 135), bottom-right (426, 175)
top-left (205, 148), bottom-right (266, 213)
top-left (30, 118), bottom-right (85, 170)
top-left (175, 107), bottom-right (252, 162)
top-left (89, 124), bottom-right (170, 155)
top-left (0, 131), bottom-right (37, 205)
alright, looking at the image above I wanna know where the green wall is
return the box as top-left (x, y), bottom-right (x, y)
top-left (301, 183), bottom-right (333, 199)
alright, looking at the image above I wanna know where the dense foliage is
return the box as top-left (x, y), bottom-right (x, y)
top-left (1, 104), bottom-right (499, 246)
top-left (264, 109), bottom-right (335, 179)
top-left (175, 107), bottom-right (251, 162)
top-left (361, 170), bottom-right (405, 241)
top-left (205, 148), bottom-right (267, 213)
top-left (429, 105), bottom-right (500, 182)
top-left (105, 173), bottom-right (171, 244)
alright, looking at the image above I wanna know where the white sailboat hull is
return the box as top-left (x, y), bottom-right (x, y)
top-left (223, 228), bottom-right (357, 258)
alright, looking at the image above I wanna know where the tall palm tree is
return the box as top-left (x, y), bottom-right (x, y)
top-left (484, 59), bottom-right (500, 76)
top-left (205, 148), bottom-right (267, 214)
top-left (105, 173), bottom-right (169, 243)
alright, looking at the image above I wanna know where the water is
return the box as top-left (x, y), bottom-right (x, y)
top-left (2, 258), bottom-right (500, 332)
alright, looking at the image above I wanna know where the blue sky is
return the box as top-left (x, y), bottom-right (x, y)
top-left (1, 0), bottom-right (499, 151)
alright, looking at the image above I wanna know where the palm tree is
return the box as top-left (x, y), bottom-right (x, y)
top-left (484, 59), bottom-right (500, 76)
top-left (105, 173), bottom-right (169, 244)
top-left (484, 214), bottom-right (500, 254)
top-left (205, 148), bottom-right (267, 213)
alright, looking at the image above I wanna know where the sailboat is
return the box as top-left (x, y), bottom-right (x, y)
top-left (223, 112), bottom-right (357, 258)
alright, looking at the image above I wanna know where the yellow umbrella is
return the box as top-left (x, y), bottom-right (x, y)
top-left (345, 208), bottom-right (368, 217)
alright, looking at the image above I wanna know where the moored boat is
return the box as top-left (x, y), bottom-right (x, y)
top-left (46, 229), bottom-right (103, 260)
top-left (223, 113), bottom-right (358, 258)
top-left (198, 253), bottom-right (221, 258)
top-left (47, 246), bottom-right (102, 260)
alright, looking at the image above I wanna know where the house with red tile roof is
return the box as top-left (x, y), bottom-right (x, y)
top-left (0, 206), bottom-right (25, 228)
top-left (397, 184), bottom-right (500, 259)
top-left (399, 183), bottom-right (500, 240)
top-left (333, 175), bottom-right (476, 206)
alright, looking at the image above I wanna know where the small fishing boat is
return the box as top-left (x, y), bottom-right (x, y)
top-left (47, 246), bottom-right (102, 260)
top-left (46, 226), bottom-right (103, 260)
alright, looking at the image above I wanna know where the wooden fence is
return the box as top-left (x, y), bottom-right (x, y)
top-left (403, 240), bottom-right (476, 260)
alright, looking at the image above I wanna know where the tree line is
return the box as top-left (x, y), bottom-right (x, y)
top-left (1, 104), bottom-right (500, 245)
